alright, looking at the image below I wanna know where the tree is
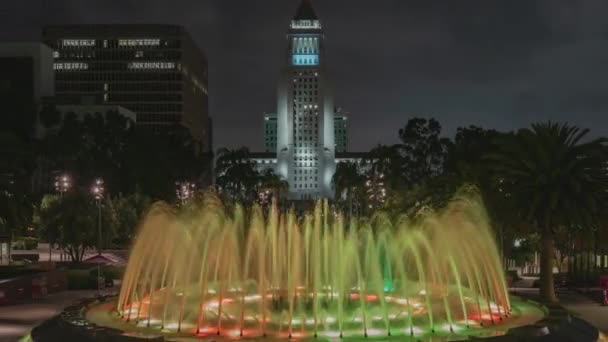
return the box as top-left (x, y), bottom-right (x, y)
top-left (332, 161), bottom-right (365, 218)
top-left (38, 192), bottom-right (98, 262)
top-left (486, 122), bottom-right (608, 302)
top-left (445, 126), bottom-right (521, 264)
top-left (366, 144), bottom-right (404, 189)
top-left (110, 193), bottom-right (152, 248)
top-left (215, 147), bottom-right (259, 203)
top-left (257, 169), bottom-right (289, 205)
top-left (123, 125), bottom-right (208, 199)
top-left (398, 118), bottom-right (451, 185)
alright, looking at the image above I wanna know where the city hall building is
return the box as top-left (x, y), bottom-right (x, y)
top-left (251, 0), bottom-right (365, 200)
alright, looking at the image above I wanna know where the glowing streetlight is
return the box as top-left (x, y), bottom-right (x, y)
top-left (51, 173), bottom-right (71, 262)
top-left (54, 173), bottom-right (71, 196)
top-left (365, 172), bottom-right (386, 210)
top-left (258, 189), bottom-right (272, 206)
top-left (176, 181), bottom-right (196, 203)
top-left (91, 178), bottom-right (105, 295)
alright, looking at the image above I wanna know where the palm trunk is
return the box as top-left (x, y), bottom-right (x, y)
top-left (539, 228), bottom-right (557, 303)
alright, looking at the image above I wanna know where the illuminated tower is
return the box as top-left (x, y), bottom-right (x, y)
top-left (277, 0), bottom-right (335, 200)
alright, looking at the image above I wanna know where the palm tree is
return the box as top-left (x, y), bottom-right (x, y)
top-left (487, 122), bottom-right (608, 303)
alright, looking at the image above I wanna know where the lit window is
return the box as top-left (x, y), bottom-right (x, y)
top-left (53, 62), bottom-right (88, 71)
top-left (62, 39), bottom-right (95, 47)
top-left (118, 39), bottom-right (160, 47)
top-left (128, 61), bottom-right (175, 70)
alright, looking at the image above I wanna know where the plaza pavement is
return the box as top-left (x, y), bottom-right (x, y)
top-left (0, 290), bottom-right (98, 342)
top-left (511, 277), bottom-right (608, 336)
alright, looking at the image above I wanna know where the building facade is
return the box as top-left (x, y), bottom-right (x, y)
top-left (263, 113), bottom-right (278, 153)
top-left (0, 43), bottom-right (55, 115)
top-left (334, 110), bottom-right (348, 153)
top-left (42, 25), bottom-right (211, 151)
top-left (275, 0), bottom-right (336, 200)
top-left (264, 108), bottom-right (348, 154)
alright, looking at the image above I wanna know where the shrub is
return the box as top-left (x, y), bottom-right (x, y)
top-left (11, 237), bottom-right (38, 250)
top-left (66, 269), bottom-right (96, 290)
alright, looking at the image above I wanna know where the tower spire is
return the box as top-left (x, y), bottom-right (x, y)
top-left (294, 0), bottom-right (318, 20)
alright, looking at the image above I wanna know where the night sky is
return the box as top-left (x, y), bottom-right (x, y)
top-left (2, 0), bottom-right (607, 151)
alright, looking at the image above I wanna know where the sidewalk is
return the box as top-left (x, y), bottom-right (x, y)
top-left (511, 286), bottom-right (608, 334)
top-left (0, 290), bottom-right (98, 342)
top-left (559, 289), bottom-right (608, 333)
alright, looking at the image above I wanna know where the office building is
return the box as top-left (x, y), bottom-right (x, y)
top-left (42, 24), bottom-right (211, 151)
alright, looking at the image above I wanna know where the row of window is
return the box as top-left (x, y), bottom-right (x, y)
top-left (54, 50), bottom-right (182, 60)
top-left (53, 39), bottom-right (181, 49)
top-left (293, 183), bottom-right (319, 189)
top-left (119, 103), bottom-right (183, 112)
top-left (57, 82), bottom-right (183, 92)
top-left (295, 169), bottom-right (318, 174)
top-left (294, 163), bottom-right (317, 168)
top-left (137, 113), bottom-right (181, 123)
top-left (56, 73), bottom-right (182, 82)
top-left (294, 176), bottom-right (318, 182)
top-left (54, 61), bottom-right (179, 72)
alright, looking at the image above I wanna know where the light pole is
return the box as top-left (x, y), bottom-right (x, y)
top-left (52, 173), bottom-right (71, 262)
top-left (54, 173), bottom-right (71, 197)
top-left (176, 181), bottom-right (196, 204)
top-left (258, 189), bottom-right (271, 207)
top-left (365, 172), bottom-right (386, 211)
top-left (91, 178), bottom-right (104, 295)
top-left (92, 179), bottom-right (104, 255)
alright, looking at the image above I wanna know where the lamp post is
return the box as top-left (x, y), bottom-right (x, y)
top-left (258, 189), bottom-right (271, 207)
top-left (92, 179), bottom-right (104, 255)
top-left (365, 172), bottom-right (386, 211)
top-left (91, 178), bottom-right (104, 296)
top-left (54, 173), bottom-right (70, 197)
top-left (176, 181), bottom-right (196, 204)
top-left (52, 173), bottom-right (71, 262)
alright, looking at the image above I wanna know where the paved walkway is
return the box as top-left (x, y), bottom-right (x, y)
top-left (0, 290), bottom-right (98, 342)
top-left (559, 289), bottom-right (608, 333)
top-left (511, 286), bottom-right (608, 336)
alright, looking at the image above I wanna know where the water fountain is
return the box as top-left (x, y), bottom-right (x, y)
top-left (86, 190), bottom-right (545, 340)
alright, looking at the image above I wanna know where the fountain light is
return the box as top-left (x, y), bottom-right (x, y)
top-left (114, 193), bottom-right (514, 339)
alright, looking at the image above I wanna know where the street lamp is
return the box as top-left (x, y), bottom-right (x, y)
top-left (176, 181), bottom-right (196, 204)
top-left (91, 178), bottom-right (104, 255)
top-left (258, 189), bottom-right (271, 206)
top-left (52, 173), bottom-right (71, 262)
top-left (54, 173), bottom-right (71, 197)
top-left (91, 178), bottom-right (104, 296)
top-left (365, 172), bottom-right (386, 210)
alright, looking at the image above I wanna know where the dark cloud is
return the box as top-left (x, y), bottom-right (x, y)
top-left (1, 0), bottom-right (607, 151)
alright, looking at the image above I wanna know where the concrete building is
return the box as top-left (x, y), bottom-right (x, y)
top-left (263, 113), bottom-right (278, 153)
top-left (42, 24), bottom-right (211, 152)
top-left (334, 110), bottom-right (348, 153)
top-left (264, 108), bottom-right (348, 154)
top-left (243, 1), bottom-right (368, 201)
top-left (261, 0), bottom-right (335, 200)
top-left (0, 42), bottom-right (55, 109)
